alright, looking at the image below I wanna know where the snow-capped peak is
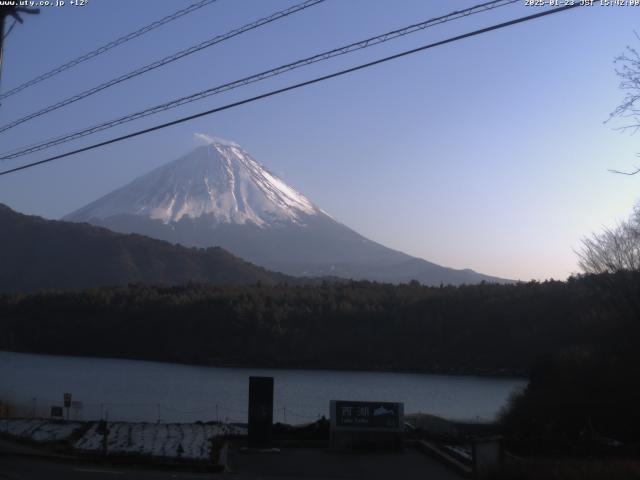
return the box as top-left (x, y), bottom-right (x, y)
top-left (64, 138), bottom-right (321, 227)
top-left (194, 133), bottom-right (240, 148)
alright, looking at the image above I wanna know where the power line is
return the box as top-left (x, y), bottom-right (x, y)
top-left (0, 4), bottom-right (581, 178)
top-left (0, 0), bottom-right (326, 134)
top-left (0, 0), bottom-right (519, 160)
top-left (0, 0), bottom-right (219, 101)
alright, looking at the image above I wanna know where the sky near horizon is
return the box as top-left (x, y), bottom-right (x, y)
top-left (0, 0), bottom-right (638, 281)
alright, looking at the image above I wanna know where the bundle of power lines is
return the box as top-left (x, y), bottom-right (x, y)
top-left (0, 0), bottom-right (581, 176)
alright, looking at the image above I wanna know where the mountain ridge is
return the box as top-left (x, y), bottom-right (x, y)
top-left (64, 138), bottom-right (511, 285)
top-left (0, 203), bottom-right (291, 292)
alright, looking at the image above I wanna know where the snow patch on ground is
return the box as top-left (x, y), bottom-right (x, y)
top-left (0, 419), bottom-right (83, 442)
top-left (0, 419), bottom-right (246, 461)
top-left (444, 444), bottom-right (472, 461)
top-left (74, 422), bottom-right (246, 460)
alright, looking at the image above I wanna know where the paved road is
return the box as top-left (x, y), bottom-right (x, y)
top-left (0, 456), bottom-right (221, 480)
top-left (228, 447), bottom-right (463, 480)
top-left (0, 447), bottom-right (462, 480)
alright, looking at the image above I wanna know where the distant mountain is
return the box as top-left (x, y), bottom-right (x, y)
top-left (0, 203), bottom-right (289, 292)
top-left (65, 136), bottom-right (510, 285)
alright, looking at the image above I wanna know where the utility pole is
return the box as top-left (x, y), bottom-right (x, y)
top-left (0, 6), bottom-right (39, 94)
top-left (64, 393), bottom-right (71, 421)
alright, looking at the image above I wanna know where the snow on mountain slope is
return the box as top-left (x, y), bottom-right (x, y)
top-left (64, 136), bottom-right (510, 285)
top-left (66, 136), bottom-right (320, 227)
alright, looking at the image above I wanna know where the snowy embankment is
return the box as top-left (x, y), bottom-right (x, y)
top-left (75, 422), bottom-right (245, 460)
top-left (0, 418), bottom-right (83, 442)
top-left (0, 419), bottom-right (245, 461)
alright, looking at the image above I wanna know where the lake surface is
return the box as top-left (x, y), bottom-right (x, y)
top-left (0, 351), bottom-right (526, 424)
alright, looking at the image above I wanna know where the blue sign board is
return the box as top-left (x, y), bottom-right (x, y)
top-left (330, 400), bottom-right (404, 432)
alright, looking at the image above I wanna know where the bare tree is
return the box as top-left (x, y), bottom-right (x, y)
top-left (577, 208), bottom-right (640, 324)
top-left (583, 36), bottom-right (640, 271)
top-left (608, 33), bottom-right (640, 175)
top-left (577, 207), bottom-right (640, 274)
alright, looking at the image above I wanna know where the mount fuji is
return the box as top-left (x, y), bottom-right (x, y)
top-left (64, 136), bottom-right (507, 285)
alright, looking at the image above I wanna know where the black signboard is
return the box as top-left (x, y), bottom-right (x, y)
top-left (332, 400), bottom-right (403, 431)
top-left (248, 376), bottom-right (274, 448)
top-left (50, 406), bottom-right (63, 418)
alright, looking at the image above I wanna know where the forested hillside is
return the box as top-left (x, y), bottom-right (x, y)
top-left (0, 274), bottom-right (630, 376)
top-left (0, 203), bottom-right (289, 291)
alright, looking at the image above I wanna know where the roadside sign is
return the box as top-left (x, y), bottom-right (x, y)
top-left (71, 401), bottom-right (83, 410)
top-left (50, 406), bottom-right (63, 418)
top-left (330, 400), bottom-right (405, 451)
top-left (331, 400), bottom-right (403, 431)
top-left (63, 393), bottom-right (72, 408)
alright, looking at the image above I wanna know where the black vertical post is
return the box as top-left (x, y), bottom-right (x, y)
top-left (248, 376), bottom-right (273, 448)
top-left (64, 393), bottom-right (71, 421)
top-left (0, 9), bottom-right (7, 87)
top-left (0, 6), bottom-right (39, 94)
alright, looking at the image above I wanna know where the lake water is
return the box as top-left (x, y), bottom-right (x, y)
top-left (0, 351), bottom-right (526, 424)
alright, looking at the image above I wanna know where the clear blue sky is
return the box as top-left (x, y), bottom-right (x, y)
top-left (0, 0), bottom-right (638, 281)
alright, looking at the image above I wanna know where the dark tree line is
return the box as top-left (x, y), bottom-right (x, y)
top-left (0, 274), bottom-right (634, 377)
